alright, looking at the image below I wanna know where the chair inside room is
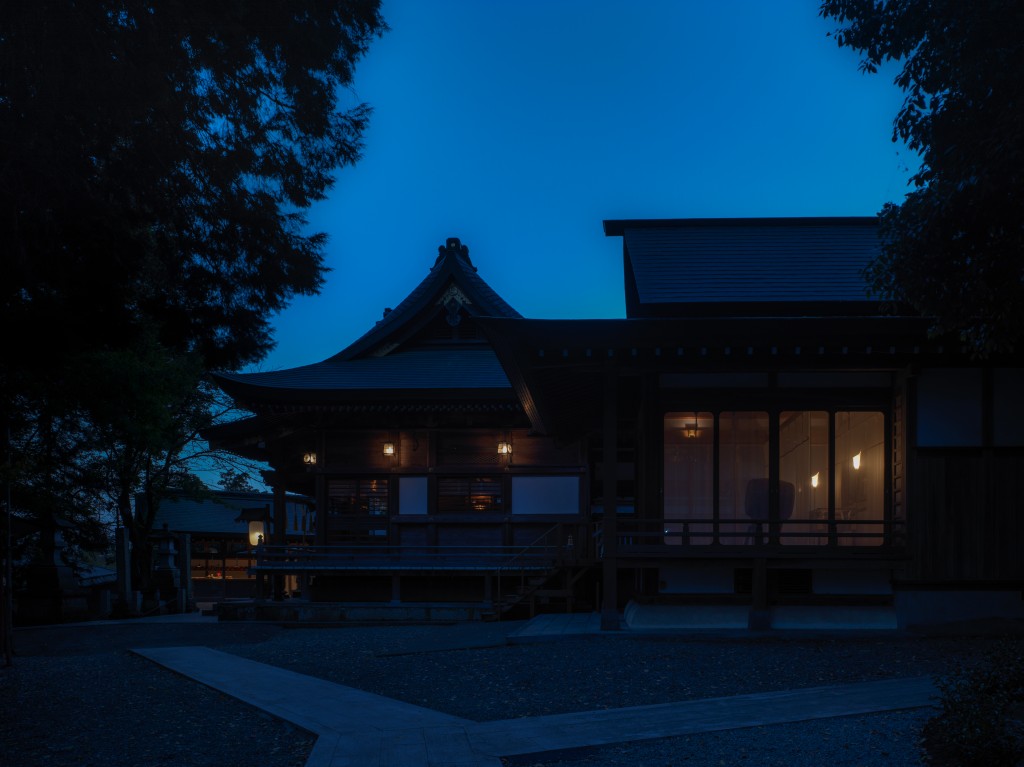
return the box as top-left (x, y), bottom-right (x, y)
top-left (744, 478), bottom-right (795, 544)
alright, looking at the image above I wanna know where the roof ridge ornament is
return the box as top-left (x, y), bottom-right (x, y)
top-left (435, 237), bottom-right (477, 272)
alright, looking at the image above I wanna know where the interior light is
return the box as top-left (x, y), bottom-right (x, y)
top-left (811, 472), bottom-right (819, 488)
top-left (302, 451), bottom-right (317, 465)
top-left (497, 441), bottom-right (512, 455)
top-left (852, 452), bottom-right (861, 470)
top-left (248, 520), bottom-right (265, 547)
top-left (383, 442), bottom-right (396, 456)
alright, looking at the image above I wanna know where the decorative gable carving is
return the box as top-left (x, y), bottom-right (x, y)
top-left (438, 284), bottom-right (472, 327)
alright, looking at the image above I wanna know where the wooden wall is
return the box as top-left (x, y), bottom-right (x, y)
top-left (906, 449), bottom-right (1024, 581)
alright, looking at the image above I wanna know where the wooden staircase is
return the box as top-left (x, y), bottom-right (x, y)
top-left (485, 565), bottom-right (593, 620)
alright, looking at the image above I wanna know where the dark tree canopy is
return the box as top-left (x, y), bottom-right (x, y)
top-left (2, 0), bottom-right (385, 376)
top-left (820, 0), bottom-right (1024, 355)
top-left (0, 2), bottom-right (385, 602)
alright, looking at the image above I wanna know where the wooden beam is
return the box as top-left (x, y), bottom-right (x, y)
top-left (601, 368), bottom-right (620, 631)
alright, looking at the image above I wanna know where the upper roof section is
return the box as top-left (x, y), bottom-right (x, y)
top-left (603, 217), bottom-right (884, 318)
top-left (332, 237), bottom-right (521, 361)
top-left (210, 237), bottom-right (521, 407)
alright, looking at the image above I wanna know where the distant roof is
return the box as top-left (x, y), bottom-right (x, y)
top-left (153, 490), bottom-right (310, 536)
top-left (603, 217), bottom-right (882, 317)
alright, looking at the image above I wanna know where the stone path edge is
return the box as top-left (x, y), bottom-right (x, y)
top-left (132, 646), bottom-right (940, 767)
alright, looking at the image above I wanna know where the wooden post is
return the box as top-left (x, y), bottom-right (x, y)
top-left (315, 474), bottom-right (327, 547)
top-left (749, 557), bottom-right (770, 629)
top-left (601, 368), bottom-right (620, 630)
top-left (390, 574), bottom-right (401, 605)
top-left (273, 483), bottom-right (287, 601)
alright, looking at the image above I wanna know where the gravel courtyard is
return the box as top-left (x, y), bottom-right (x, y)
top-left (1, 616), bottom-right (1014, 767)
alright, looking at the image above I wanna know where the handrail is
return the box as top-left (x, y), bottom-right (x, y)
top-left (498, 523), bottom-right (564, 573)
top-left (493, 523), bottom-right (568, 618)
top-left (593, 516), bottom-right (904, 553)
top-left (250, 541), bottom-right (565, 572)
top-left (606, 518), bottom-right (905, 548)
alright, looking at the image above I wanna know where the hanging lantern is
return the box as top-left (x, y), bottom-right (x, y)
top-left (248, 520), bottom-right (266, 547)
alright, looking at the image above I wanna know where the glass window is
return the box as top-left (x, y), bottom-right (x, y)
top-left (835, 412), bottom-right (885, 546)
top-left (437, 477), bottom-right (503, 513)
top-left (779, 411), bottom-right (829, 545)
top-left (327, 478), bottom-right (389, 541)
top-left (511, 476), bottom-right (579, 514)
top-left (664, 412), bottom-right (713, 544)
top-left (663, 408), bottom-right (889, 548)
top-left (398, 477), bottom-right (428, 515)
top-left (916, 368), bottom-right (983, 446)
top-left (720, 412), bottom-right (769, 545)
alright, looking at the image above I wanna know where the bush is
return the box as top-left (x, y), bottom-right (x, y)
top-left (921, 638), bottom-right (1024, 766)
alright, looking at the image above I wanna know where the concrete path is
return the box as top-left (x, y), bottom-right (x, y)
top-left (133, 645), bottom-right (938, 767)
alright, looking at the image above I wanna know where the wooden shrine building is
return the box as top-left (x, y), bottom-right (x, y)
top-left (205, 220), bottom-right (1024, 629)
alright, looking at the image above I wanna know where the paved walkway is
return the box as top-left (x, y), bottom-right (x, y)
top-left (133, 643), bottom-right (939, 767)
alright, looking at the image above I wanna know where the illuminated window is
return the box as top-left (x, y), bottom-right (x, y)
top-left (663, 409), bottom-right (887, 547)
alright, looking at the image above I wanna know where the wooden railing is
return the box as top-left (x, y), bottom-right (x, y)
top-left (595, 516), bottom-right (906, 552)
top-left (250, 538), bottom-right (572, 573)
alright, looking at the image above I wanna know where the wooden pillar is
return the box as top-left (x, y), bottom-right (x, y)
top-left (749, 557), bottom-right (769, 629)
top-left (273, 483), bottom-right (287, 601)
top-left (601, 368), bottom-right (620, 630)
top-left (390, 574), bottom-right (401, 605)
top-left (315, 474), bottom-right (327, 547)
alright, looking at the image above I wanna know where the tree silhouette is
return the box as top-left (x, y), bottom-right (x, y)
top-left (821, 0), bottom-right (1024, 355)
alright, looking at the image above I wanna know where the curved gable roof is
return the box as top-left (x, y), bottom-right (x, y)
top-left (210, 238), bottom-right (521, 405)
top-left (331, 237), bottom-right (521, 361)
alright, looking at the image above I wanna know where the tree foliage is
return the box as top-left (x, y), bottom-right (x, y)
top-left (820, 0), bottom-right (1024, 355)
top-left (2, 0), bottom-right (385, 376)
top-left (0, 1), bottom-right (385, 593)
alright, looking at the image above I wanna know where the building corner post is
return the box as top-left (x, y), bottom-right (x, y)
top-left (601, 368), bottom-right (620, 630)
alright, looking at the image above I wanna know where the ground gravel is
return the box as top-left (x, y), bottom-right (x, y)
top-left (1, 616), bottom-right (1015, 767)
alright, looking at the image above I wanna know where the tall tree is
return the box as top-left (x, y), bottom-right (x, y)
top-left (2, 0), bottom-right (385, 377)
top-left (0, 2), bottom-right (386, 617)
top-left (820, 0), bottom-right (1024, 355)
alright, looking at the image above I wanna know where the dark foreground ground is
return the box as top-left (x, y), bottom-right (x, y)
top-left (1, 616), bottom-right (1018, 767)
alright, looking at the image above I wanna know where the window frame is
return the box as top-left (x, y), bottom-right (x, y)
top-left (661, 394), bottom-right (893, 548)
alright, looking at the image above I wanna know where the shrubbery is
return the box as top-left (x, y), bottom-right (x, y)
top-left (922, 638), bottom-right (1024, 766)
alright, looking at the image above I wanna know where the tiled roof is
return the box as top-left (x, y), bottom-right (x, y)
top-left (334, 238), bottom-right (521, 361)
top-left (605, 217), bottom-right (881, 313)
top-left (214, 347), bottom-right (511, 394)
top-left (210, 239), bottom-right (520, 404)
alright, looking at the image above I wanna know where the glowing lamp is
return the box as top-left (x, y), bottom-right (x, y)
top-left (248, 520), bottom-right (265, 547)
top-left (811, 472), bottom-right (819, 488)
top-left (497, 441), bottom-right (512, 456)
top-left (302, 451), bottom-right (317, 466)
top-left (382, 442), bottom-right (396, 456)
top-left (852, 452), bottom-right (862, 470)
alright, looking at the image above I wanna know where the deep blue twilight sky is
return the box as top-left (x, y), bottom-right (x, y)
top-left (250, 0), bottom-right (917, 373)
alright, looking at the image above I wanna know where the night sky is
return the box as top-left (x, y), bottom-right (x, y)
top-left (252, 0), bottom-right (916, 373)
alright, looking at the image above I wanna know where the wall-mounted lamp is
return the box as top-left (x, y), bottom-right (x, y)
top-left (302, 451), bottom-right (317, 466)
top-left (810, 472), bottom-right (820, 488)
top-left (382, 442), bottom-right (396, 456)
top-left (248, 520), bottom-right (265, 547)
top-left (852, 452), bottom-right (862, 470)
top-left (497, 441), bottom-right (512, 456)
